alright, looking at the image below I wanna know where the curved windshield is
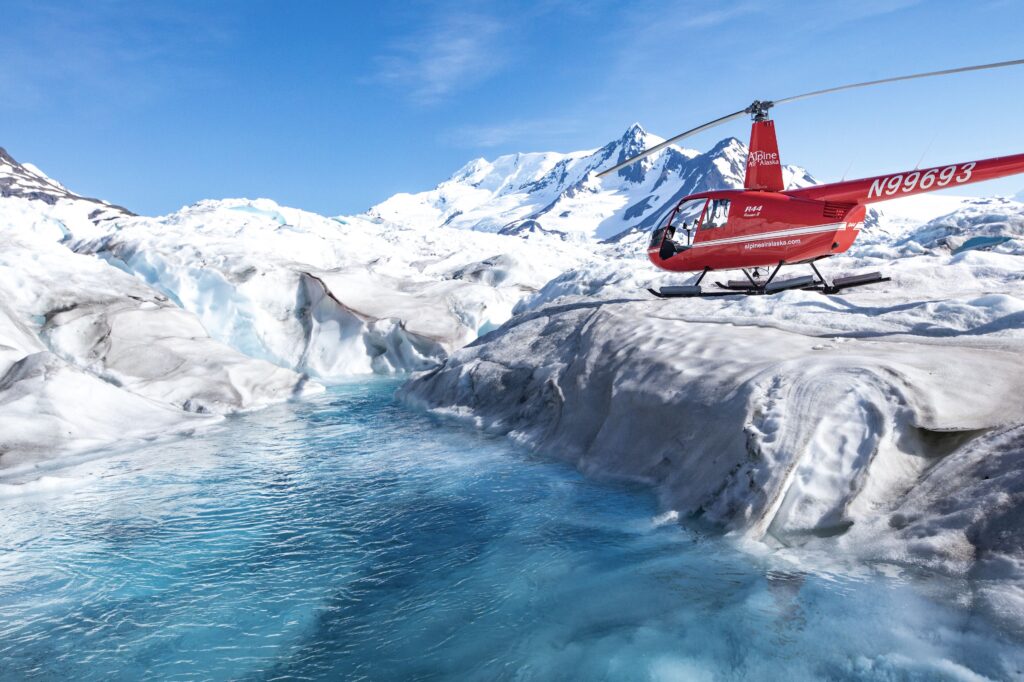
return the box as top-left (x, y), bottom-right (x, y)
top-left (649, 198), bottom-right (706, 247)
top-left (649, 198), bottom-right (709, 255)
top-left (649, 225), bottom-right (669, 248)
top-left (674, 199), bottom-right (708, 232)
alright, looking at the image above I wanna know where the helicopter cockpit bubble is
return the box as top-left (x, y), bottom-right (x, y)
top-left (676, 198), bottom-right (710, 233)
top-left (649, 225), bottom-right (669, 248)
top-left (650, 197), bottom-right (708, 257)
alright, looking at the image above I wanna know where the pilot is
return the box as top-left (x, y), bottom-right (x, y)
top-left (659, 224), bottom-right (685, 260)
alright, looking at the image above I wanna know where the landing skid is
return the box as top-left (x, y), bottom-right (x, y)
top-left (648, 263), bottom-right (890, 299)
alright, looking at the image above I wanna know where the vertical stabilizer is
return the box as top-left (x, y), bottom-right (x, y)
top-left (744, 120), bottom-right (784, 191)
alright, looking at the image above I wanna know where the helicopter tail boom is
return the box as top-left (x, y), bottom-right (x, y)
top-left (784, 153), bottom-right (1024, 205)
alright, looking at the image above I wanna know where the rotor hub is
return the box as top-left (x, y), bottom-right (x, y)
top-left (746, 100), bottom-right (774, 122)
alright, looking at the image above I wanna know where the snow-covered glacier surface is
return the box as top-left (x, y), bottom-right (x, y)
top-left (70, 198), bottom-right (596, 378)
top-left (3, 382), bottom-right (1022, 681)
top-left (0, 196), bottom-right (321, 473)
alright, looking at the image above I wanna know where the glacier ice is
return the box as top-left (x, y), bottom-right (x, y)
top-left (69, 197), bottom-right (602, 380)
top-left (0, 194), bottom-right (320, 471)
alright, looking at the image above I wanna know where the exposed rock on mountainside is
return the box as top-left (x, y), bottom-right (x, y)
top-left (0, 146), bottom-right (132, 220)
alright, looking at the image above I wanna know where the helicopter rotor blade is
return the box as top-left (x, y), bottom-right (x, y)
top-left (773, 57), bottom-right (1024, 106)
top-left (595, 109), bottom-right (747, 178)
top-left (598, 57), bottom-right (1024, 179)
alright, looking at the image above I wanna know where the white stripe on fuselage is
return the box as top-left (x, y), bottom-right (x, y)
top-left (691, 222), bottom-right (849, 248)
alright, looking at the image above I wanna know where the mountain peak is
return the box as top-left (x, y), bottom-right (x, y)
top-left (0, 145), bottom-right (133, 217)
top-left (617, 122), bottom-right (653, 151)
top-left (607, 123), bottom-right (662, 184)
top-left (710, 137), bottom-right (746, 152)
top-left (450, 157), bottom-right (491, 182)
top-left (622, 122), bottom-right (647, 138)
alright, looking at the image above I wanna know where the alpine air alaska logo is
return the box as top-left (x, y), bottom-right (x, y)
top-left (748, 150), bottom-right (780, 167)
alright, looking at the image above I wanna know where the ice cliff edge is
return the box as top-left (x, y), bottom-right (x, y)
top-left (400, 286), bottom-right (1024, 629)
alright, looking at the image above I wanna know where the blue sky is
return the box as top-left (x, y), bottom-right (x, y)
top-left (3, 0), bottom-right (1023, 216)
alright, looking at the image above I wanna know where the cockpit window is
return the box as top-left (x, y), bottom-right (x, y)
top-left (703, 199), bottom-right (730, 229)
top-left (648, 198), bottom-right (711, 254)
top-left (649, 226), bottom-right (668, 248)
top-left (674, 199), bottom-right (707, 231)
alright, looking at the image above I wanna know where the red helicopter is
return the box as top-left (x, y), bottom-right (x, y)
top-left (598, 59), bottom-right (1024, 297)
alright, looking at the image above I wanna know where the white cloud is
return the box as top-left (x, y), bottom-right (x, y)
top-left (0, 1), bottom-right (230, 111)
top-left (442, 117), bottom-right (583, 148)
top-left (671, 2), bottom-right (760, 29)
top-left (373, 12), bottom-right (508, 105)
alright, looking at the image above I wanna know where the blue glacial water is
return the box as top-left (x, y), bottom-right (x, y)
top-left (1, 381), bottom-right (1022, 681)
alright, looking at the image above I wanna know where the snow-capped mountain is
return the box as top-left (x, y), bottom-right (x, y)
top-left (0, 146), bottom-right (131, 221)
top-left (366, 123), bottom-right (815, 241)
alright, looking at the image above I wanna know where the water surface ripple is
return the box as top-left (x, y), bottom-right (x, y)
top-left (0, 381), bottom-right (1021, 680)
